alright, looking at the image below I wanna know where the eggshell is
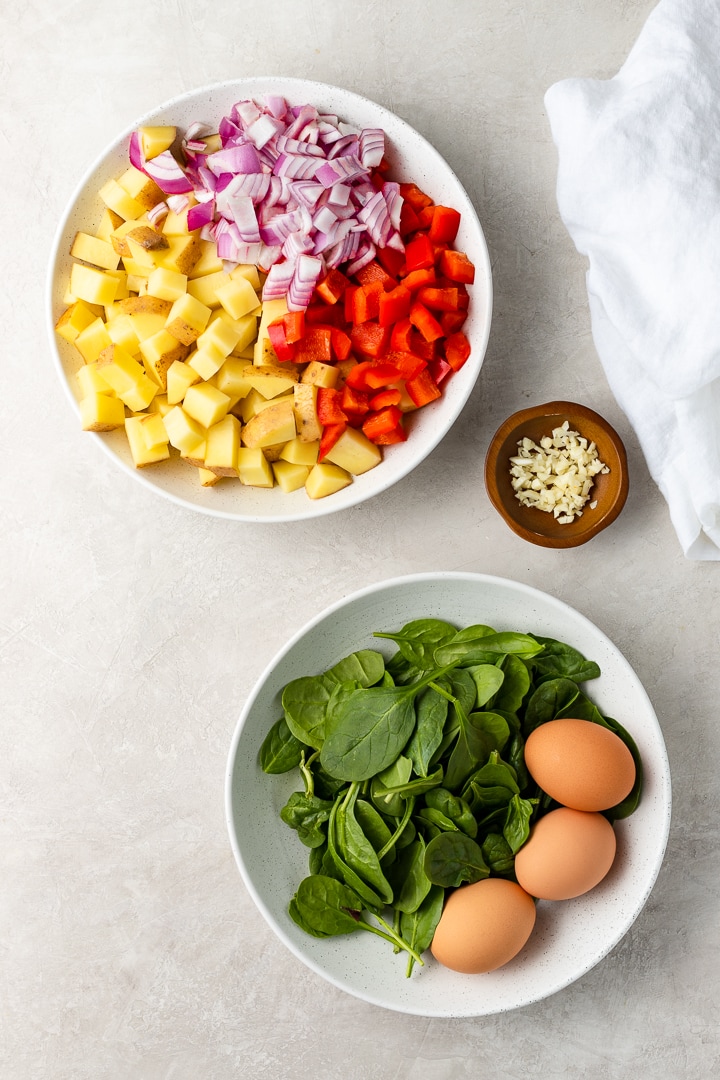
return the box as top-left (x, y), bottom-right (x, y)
top-left (524, 717), bottom-right (636, 812)
top-left (514, 807), bottom-right (616, 900)
top-left (430, 878), bottom-right (536, 974)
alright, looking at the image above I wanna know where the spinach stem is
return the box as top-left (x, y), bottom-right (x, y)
top-left (377, 797), bottom-right (415, 861)
top-left (360, 914), bottom-right (425, 966)
top-left (299, 749), bottom-right (320, 797)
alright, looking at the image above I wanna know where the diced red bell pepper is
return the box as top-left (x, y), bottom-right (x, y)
top-left (440, 309), bottom-right (468, 335)
top-left (404, 232), bottom-right (435, 273)
top-left (317, 387), bottom-right (348, 425)
top-left (428, 205), bottom-right (461, 244)
top-left (293, 326), bottom-right (333, 365)
top-left (400, 267), bottom-right (436, 291)
top-left (399, 201), bottom-right (422, 236)
top-left (444, 330), bottom-right (472, 372)
top-left (345, 361), bottom-right (403, 391)
top-left (318, 422), bottom-right (347, 462)
top-left (369, 387), bottom-right (402, 410)
top-left (267, 319), bottom-right (295, 362)
top-left (430, 356), bottom-right (453, 385)
top-left (409, 301), bottom-right (444, 343)
top-left (354, 260), bottom-right (396, 290)
top-left (340, 384), bottom-right (372, 421)
top-left (438, 249), bottom-right (475, 284)
top-left (305, 302), bottom-right (346, 327)
top-left (281, 310), bottom-right (306, 343)
top-left (408, 332), bottom-right (438, 361)
top-left (344, 284), bottom-right (359, 324)
top-left (330, 326), bottom-right (352, 362)
top-left (405, 368), bottom-right (442, 407)
top-left (417, 286), bottom-right (460, 312)
top-left (362, 405), bottom-right (406, 444)
top-left (376, 243), bottom-right (406, 278)
top-left (315, 268), bottom-right (350, 305)
top-left (383, 349), bottom-right (428, 381)
top-left (350, 320), bottom-right (391, 358)
top-left (378, 284), bottom-right (412, 327)
top-left (390, 317), bottom-right (414, 352)
top-left (399, 183), bottom-right (433, 211)
top-left (416, 205), bottom-right (435, 230)
top-left (351, 280), bottom-right (384, 324)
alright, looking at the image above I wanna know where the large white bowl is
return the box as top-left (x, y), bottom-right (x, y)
top-left (47, 78), bottom-right (492, 521)
top-left (225, 572), bottom-right (671, 1017)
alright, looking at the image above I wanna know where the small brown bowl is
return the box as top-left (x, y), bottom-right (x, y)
top-left (484, 401), bottom-right (629, 548)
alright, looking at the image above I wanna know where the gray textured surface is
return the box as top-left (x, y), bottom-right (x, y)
top-left (3, 1), bottom-right (718, 1076)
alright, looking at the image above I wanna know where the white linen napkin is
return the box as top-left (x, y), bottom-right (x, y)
top-left (545, 0), bottom-right (720, 559)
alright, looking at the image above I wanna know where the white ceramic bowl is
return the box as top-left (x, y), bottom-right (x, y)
top-left (225, 571), bottom-right (671, 1017)
top-left (47, 78), bottom-right (492, 521)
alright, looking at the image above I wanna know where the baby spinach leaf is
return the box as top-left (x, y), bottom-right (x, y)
top-left (467, 663), bottom-right (506, 708)
top-left (332, 785), bottom-right (394, 906)
top-left (481, 833), bottom-right (515, 875)
top-left (375, 619), bottom-right (457, 669)
top-left (282, 674), bottom-right (337, 750)
top-left (492, 654), bottom-right (531, 713)
top-left (600, 715), bottom-right (644, 820)
top-left (405, 684), bottom-right (448, 777)
top-left (280, 791), bottom-right (335, 848)
top-left (400, 884), bottom-right (444, 977)
top-left (390, 836), bottom-right (432, 913)
top-left (289, 874), bottom-right (364, 937)
top-left (434, 631), bottom-right (544, 667)
top-left (531, 637), bottom-right (601, 684)
top-left (424, 831), bottom-right (490, 888)
top-left (371, 755), bottom-right (413, 817)
top-left (425, 787), bottom-right (478, 838)
top-left (444, 710), bottom-right (511, 792)
top-left (523, 677), bottom-right (580, 735)
top-left (503, 794), bottom-right (536, 854)
top-left (329, 649), bottom-right (386, 687)
top-left (417, 807), bottom-right (459, 832)
top-left (259, 716), bottom-right (304, 774)
top-left (354, 798), bottom-right (395, 863)
top-left (462, 754), bottom-right (520, 812)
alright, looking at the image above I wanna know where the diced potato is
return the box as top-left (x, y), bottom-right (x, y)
top-left (215, 274), bottom-right (260, 320)
top-left (305, 462), bottom-right (352, 499)
top-left (125, 416), bottom-right (170, 467)
top-left (231, 263), bottom-right (262, 290)
top-left (74, 318), bottom-right (113, 363)
top-left (116, 166), bottom-right (164, 210)
top-left (301, 361), bottom-right (339, 389)
top-left (95, 208), bottom-right (124, 242)
top-left (162, 406), bottom-right (206, 457)
top-left (186, 270), bottom-right (230, 309)
top-left (138, 125), bottom-right (176, 160)
top-left (229, 313), bottom-right (260, 356)
top-left (241, 399), bottom-right (296, 449)
top-left (324, 427), bottom-right (382, 475)
top-left (70, 232), bottom-right (121, 271)
top-left (139, 330), bottom-right (190, 389)
top-left (119, 295), bottom-right (172, 317)
top-left (242, 363), bottom-right (299, 400)
top-left (187, 343), bottom-right (226, 381)
top-left (272, 459), bottom-right (310, 493)
top-left (165, 293), bottom-right (212, 345)
top-left (70, 263), bottom-right (119, 307)
top-left (204, 414), bottom-right (241, 477)
top-left (126, 226), bottom-right (169, 253)
top-left (106, 313), bottom-right (140, 354)
top-left (104, 269), bottom-right (130, 300)
top-left (196, 313), bottom-right (245, 359)
top-left (161, 206), bottom-right (195, 237)
top-left (79, 392), bottom-right (126, 432)
top-left (166, 360), bottom-right (200, 405)
top-left (76, 361), bottom-right (112, 397)
top-left (153, 233), bottom-right (201, 276)
top-left (98, 178), bottom-right (145, 221)
top-left (128, 311), bottom-right (168, 344)
top-left (183, 382), bottom-right (231, 428)
top-left (96, 345), bottom-right (158, 412)
top-left (293, 382), bottom-right (322, 443)
top-left (279, 437), bottom-right (319, 467)
top-left (55, 300), bottom-right (97, 344)
top-left (187, 240), bottom-right (225, 279)
top-left (213, 358), bottom-right (254, 401)
top-left (236, 447), bottom-right (274, 487)
top-left (147, 267), bottom-right (187, 301)
top-left (198, 467), bottom-right (221, 487)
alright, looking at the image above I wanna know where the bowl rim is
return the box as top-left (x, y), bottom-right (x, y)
top-left (224, 570), bottom-right (672, 1016)
top-left (46, 76), bottom-right (493, 522)
top-left (484, 400), bottom-right (629, 548)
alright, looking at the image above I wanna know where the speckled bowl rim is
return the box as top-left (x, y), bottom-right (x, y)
top-left (225, 571), bottom-right (672, 1016)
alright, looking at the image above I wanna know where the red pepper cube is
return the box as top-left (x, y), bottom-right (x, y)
top-left (399, 182), bottom-right (433, 211)
top-left (317, 387), bottom-right (348, 425)
top-left (409, 301), bottom-right (444, 343)
top-left (378, 284), bottom-right (412, 327)
top-left (440, 310), bottom-right (468, 335)
top-left (404, 232), bottom-right (435, 273)
top-left (376, 243), bottom-right (406, 278)
top-left (362, 404), bottom-right (406, 444)
top-left (369, 387), bottom-right (402, 410)
top-left (315, 268), bottom-right (350, 305)
top-left (417, 286), bottom-right (460, 312)
top-left (405, 368), bottom-right (442, 408)
top-left (318, 422), bottom-right (347, 461)
top-left (399, 201), bottom-right (422, 237)
top-left (293, 326), bottom-right (333, 365)
top-left (363, 363), bottom-right (403, 389)
top-left (344, 361), bottom-right (375, 391)
top-left (430, 356), bottom-right (453, 385)
top-left (428, 205), bottom-right (462, 244)
top-left (351, 280), bottom-right (383, 324)
top-left (354, 260), bottom-right (396, 291)
top-left (281, 310), bottom-right (306, 343)
top-left (400, 267), bottom-right (437, 292)
top-left (416, 205), bottom-right (435, 230)
top-left (267, 319), bottom-right (295, 362)
top-left (349, 320), bottom-right (391, 359)
top-left (438, 249), bottom-right (476, 284)
top-left (330, 326), bottom-right (352, 362)
top-left (390, 317), bottom-right (414, 352)
top-left (344, 285), bottom-right (359, 323)
top-left (444, 330), bottom-right (472, 372)
top-left (340, 384), bottom-right (372, 420)
top-left (385, 349), bottom-right (427, 381)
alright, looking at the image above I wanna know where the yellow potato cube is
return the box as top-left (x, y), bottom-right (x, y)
top-left (128, 312), bottom-right (169, 346)
top-left (279, 437), bottom-right (320, 467)
top-left (243, 363), bottom-right (299, 400)
top-left (187, 343), bottom-right (226, 381)
top-left (74, 318), bottom-right (113, 363)
top-left (161, 206), bottom-right (194, 236)
top-left (186, 270), bottom-right (229, 309)
top-left (293, 382), bottom-right (322, 443)
top-left (213, 358), bottom-right (254, 401)
top-left (166, 360), bottom-right (200, 405)
top-left (183, 383), bottom-right (231, 428)
top-left (70, 263), bottom-right (119, 307)
top-left (324, 427), bottom-right (382, 476)
top-left (139, 330), bottom-right (190, 389)
top-left (196, 312), bottom-right (244, 358)
top-left (301, 361), bottom-right (340, 389)
top-left (76, 361), bottom-right (112, 397)
top-left (147, 267), bottom-right (187, 301)
top-left (236, 447), bottom-right (274, 487)
top-left (70, 232), bottom-right (121, 271)
top-left (163, 405), bottom-right (206, 455)
top-left (198, 467), bottom-right (221, 486)
top-left (204, 414), bottom-right (241, 477)
top-left (98, 178), bottom-right (145, 221)
top-left (165, 293), bottom-right (212, 345)
top-left (253, 334), bottom-right (278, 366)
top-left (120, 257), bottom-right (152, 279)
top-left (55, 300), bottom-right (97, 344)
top-left (119, 295), bottom-right (172, 318)
top-left (230, 314), bottom-right (260, 357)
top-left (231, 263), bottom-right (262, 290)
top-left (153, 233), bottom-right (202, 276)
top-left (97, 345), bottom-right (158, 412)
top-left (188, 240), bottom-right (225, 278)
top-left (272, 460), bottom-right (310, 493)
top-left (104, 269), bottom-right (130, 300)
top-left (305, 463), bottom-right (352, 499)
top-left (215, 274), bottom-right (260, 320)
top-left (116, 166), bottom-right (164, 210)
top-left (106, 313), bottom-right (141, 354)
top-left (138, 125), bottom-right (176, 160)
top-left (137, 411), bottom-right (168, 448)
top-left (125, 415), bottom-right (170, 467)
top-left (79, 392), bottom-right (126, 432)
top-left (95, 208), bottom-right (124, 242)
top-left (241, 399), bottom-right (296, 449)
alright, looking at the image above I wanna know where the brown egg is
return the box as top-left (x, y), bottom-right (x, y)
top-left (430, 878), bottom-right (536, 974)
top-left (514, 807), bottom-right (616, 900)
top-left (524, 717), bottom-right (636, 812)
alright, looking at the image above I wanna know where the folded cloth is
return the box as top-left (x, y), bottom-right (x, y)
top-left (545, 0), bottom-right (720, 558)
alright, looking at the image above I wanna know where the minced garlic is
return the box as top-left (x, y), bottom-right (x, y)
top-left (509, 421), bottom-right (609, 524)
